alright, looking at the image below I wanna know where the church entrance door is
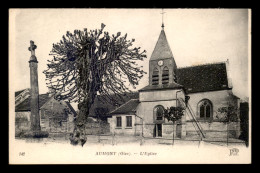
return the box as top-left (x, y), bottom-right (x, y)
top-left (154, 124), bottom-right (162, 137)
top-left (157, 124), bottom-right (162, 137)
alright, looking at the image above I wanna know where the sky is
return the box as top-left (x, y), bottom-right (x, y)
top-left (10, 9), bottom-right (250, 110)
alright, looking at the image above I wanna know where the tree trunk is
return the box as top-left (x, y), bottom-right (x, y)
top-left (69, 94), bottom-right (95, 146)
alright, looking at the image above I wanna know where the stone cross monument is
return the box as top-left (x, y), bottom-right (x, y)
top-left (28, 40), bottom-right (41, 132)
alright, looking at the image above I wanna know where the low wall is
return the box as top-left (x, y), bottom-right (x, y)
top-left (85, 122), bottom-right (110, 135)
top-left (134, 121), bottom-right (240, 140)
top-left (15, 112), bottom-right (31, 137)
top-left (185, 121), bottom-right (240, 139)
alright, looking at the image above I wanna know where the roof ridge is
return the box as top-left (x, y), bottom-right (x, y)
top-left (178, 61), bottom-right (226, 69)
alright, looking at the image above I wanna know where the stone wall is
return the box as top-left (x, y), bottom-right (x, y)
top-left (15, 111), bottom-right (75, 137)
top-left (85, 121), bottom-right (110, 135)
top-left (41, 114), bottom-right (75, 133)
top-left (15, 112), bottom-right (31, 136)
top-left (40, 98), bottom-right (75, 133)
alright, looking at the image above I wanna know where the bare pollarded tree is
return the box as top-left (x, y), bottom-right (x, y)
top-left (43, 23), bottom-right (147, 146)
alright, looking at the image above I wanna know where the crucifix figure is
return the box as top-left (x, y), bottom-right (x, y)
top-left (160, 9), bottom-right (166, 29)
top-left (28, 40), bottom-right (37, 56)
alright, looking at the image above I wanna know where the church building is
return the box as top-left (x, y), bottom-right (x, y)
top-left (108, 23), bottom-right (241, 140)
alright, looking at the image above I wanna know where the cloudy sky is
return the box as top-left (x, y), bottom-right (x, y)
top-left (10, 9), bottom-right (250, 109)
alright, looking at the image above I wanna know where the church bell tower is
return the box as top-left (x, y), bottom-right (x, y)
top-left (138, 11), bottom-right (186, 139)
top-left (149, 22), bottom-right (178, 86)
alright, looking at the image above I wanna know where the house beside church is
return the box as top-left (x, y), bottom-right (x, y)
top-left (15, 88), bottom-right (77, 136)
top-left (108, 25), bottom-right (241, 140)
top-left (88, 92), bottom-right (139, 121)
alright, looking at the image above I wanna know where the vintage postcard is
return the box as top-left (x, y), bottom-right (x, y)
top-left (9, 8), bottom-right (251, 164)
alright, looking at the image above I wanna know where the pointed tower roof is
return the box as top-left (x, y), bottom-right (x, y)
top-left (150, 29), bottom-right (174, 60)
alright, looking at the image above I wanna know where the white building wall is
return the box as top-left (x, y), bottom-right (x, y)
top-left (185, 89), bottom-right (241, 138)
top-left (109, 114), bottom-right (136, 135)
top-left (139, 89), bottom-right (185, 102)
top-left (138, 89), bottom-right (185, 123)
top-left (108, 89), bottom-right (241, 139)
top-left (137, 89), bottom-right (186, 138)
top-left (186, 89), bottom-right (237, 120)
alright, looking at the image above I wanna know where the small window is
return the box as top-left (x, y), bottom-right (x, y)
top-left (116, 117), bottom-right (122, 127)
top-left (152, 68), bottom-right (159, 85)
top-left (126, 116), bottom-right (132, 127)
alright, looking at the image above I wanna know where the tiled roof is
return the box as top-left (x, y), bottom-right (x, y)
top-left (139, 82), bottom-right (183, 92)
top-left (15, 94), bottom-right (50, 112)
top-left (88, 92), bottom-right (139, 117)
top-left (150, 29), bottom-right (175, 60)
top-left (15, 93), bottom-right (77, 116)
top-left (15, 89), bottom-right (27, 97)
top-left (177, 62), bottom-right (230, 93)
top-left (109, 99), bottom-right (140, 115)
top-left (139, 62), bottom-right (230, 93)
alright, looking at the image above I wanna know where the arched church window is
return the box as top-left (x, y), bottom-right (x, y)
top-left (154, 105), bottom-right (164, 120)
top-left (162, 66), bottom-right (169, 84)
top-left (206, 105), bottom-right (211, 118)
top-left (152, 68), bottom-right (159, 85)
top-left (198, 100), bottom-right (213, 120)
top-left (200, 105), bottom-right (205, 118)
